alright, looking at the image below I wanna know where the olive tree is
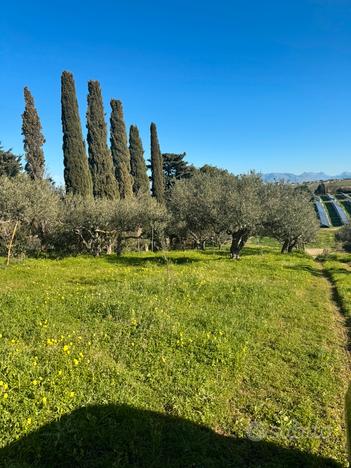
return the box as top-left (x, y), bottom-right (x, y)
top-left (262, 183), bottom-right (319, 253)
top-left (168, 171), bottom-right (224, 249)
top-left (0, 176), bottom-right (60, 262)
top-left (58, 195), bottom-right (168, 256)
top-left (169, 170), bottom-right (264, 257)
top-left (138, 196), bottom-right (169, 251)
top-left (58, 196), bottom-right (118, 256)
top-left (218, 172), bottom-right (263, 258)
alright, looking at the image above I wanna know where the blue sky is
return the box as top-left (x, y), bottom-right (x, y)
top-left (1, 0), bottom-right (351, 183)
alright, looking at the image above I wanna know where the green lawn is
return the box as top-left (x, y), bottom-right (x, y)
top-left (0, 248), bottom-right (349, 466)
top-left (307, 228), bottom-right (341, 250)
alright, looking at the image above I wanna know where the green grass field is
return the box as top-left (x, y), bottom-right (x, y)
top-left (0, 247), bottom-right (349, 467)
top-left (307, 228), bottom-right (341, 250)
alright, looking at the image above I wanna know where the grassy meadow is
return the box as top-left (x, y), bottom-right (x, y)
top-left (0, 244), bottom-right (349, 466)
top-left (307, 228), bottom-right (340, 250)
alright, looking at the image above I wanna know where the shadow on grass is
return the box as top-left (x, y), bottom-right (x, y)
top-left (0, 404), bottom-right (341, 468)
top-left (241, 246), bottom-right (280, 257)
top-left (286, 264), bottom-right (325, 278)
top-left (200, 246), bottom-right (280, 258)
top-left (104, 254), bottom-right (204, 267)
top-left (103, 250), bottom-right (232, 267)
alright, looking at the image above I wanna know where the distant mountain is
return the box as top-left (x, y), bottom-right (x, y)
top-left (262, 172), bottom-right (351, 183)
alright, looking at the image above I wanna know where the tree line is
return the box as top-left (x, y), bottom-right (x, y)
top-left (0, 71), bottom-right (319, 262)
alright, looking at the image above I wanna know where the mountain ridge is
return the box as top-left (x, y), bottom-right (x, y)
top-left (262, 172), bottom-right (351, 183)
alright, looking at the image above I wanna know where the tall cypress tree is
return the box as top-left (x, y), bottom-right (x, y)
top-left (87, 81), bottom-right (118, 199)
top-left (61, 71), bottom-right (92, 196)
top-left (150, 122), bottom-right (165, 203)
top-left (129, 125), bottom-right (149, 195)
top-left (110, 100), bottom-right (133, 199)
top-left (21, 87), bottom-right (45, 180)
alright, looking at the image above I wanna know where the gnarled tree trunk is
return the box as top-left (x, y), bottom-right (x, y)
top-left (281, 240), bottom-right (289, 253)
top-left (230, 230), bottom-right (249, 259)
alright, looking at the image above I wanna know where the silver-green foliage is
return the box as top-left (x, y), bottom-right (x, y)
top-left (0, 175), bottom-right (60, 255)
top-left (58, 195), bottom-right (168, 256)
top-left (169, 171), bottom-right (264, 256)
top-left (262, 183), bottom-right (319, 252)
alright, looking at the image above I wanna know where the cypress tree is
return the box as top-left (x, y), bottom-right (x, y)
top-left (150, 122), bottom-right (165, 203)
top-left (129, 125), bottom-right (149, 196)
top-left (87, 81), bottom-right (118, 199)
top-left (110, 100), bottom-right (133, 199)
top-left (61, 71), bottom-right (92, 196)
top-left (21, 87), bottom-right (45, 180)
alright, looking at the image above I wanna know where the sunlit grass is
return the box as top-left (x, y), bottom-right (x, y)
top-left (0, 248), bottom-right (349, 465)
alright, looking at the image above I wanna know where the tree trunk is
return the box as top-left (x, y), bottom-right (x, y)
top-left (281, 240), bottom-right (289, 254)
top-left (230, 230), bottom-right (248, 259)
top-left (116, 234), bottom-right (123, 256)
top-left (6, 221), bottom-right (19, 266)
top-left (287, 240), bottom-right (297, 253)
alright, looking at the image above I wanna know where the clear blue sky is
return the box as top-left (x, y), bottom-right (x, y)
top-left (1, 0), bottom-right (351, 183)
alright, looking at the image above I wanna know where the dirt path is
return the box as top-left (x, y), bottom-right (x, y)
top-left (305, 248), bottom-right (327, 258)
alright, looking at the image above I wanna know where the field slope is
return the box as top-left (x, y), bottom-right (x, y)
top-left (0, 248), bottom-right (349, 467)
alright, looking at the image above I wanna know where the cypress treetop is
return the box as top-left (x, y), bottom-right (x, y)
top-left (61, 71), bottom-right (92, 196)
top-left (150, 122), bottom-right (165, 203)
top-left (87, 81), bottom-right (118, 200)
top-left (129, 125), bottom-right (149, 196)
top-left (22, 87), bottom-right (45, 180)
top-left (110, 100), bottom-right (133, 199)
